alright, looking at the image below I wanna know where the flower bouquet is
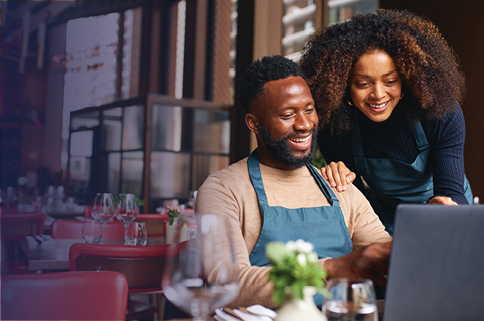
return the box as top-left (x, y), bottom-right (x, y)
top-left (266, 239), bottom-right (328, 304)
top-left (266, 239), bottom-right (328, 320)
top-left (166, 205), bottom-right (182, 226)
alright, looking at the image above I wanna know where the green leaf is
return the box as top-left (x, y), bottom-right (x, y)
top-left (290, 281), bottom-right (304, 300)
top-left (273, 287), bottom-right (286, 305)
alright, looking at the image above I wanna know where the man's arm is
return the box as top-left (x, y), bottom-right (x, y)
top-left (195, 173), bottom-right (280, 309)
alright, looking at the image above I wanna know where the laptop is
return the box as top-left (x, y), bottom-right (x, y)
top-left (384, 204), bottom-right (484, 321)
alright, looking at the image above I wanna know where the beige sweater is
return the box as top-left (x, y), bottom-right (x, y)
top-left (196, 157), bottom-right (391, 309)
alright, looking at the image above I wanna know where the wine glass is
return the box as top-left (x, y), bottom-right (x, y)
top-left (322, 278), bottom-right (378, 321)
top-left (163, 214), bottom-right (239, 321)
top-left (115, 194), bottom-right (139, 244)
top-left (91, 193), bottom-right (115, 243)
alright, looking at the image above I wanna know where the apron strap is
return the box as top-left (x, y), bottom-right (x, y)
top-left (409, 120), bottom-right (430, 153)
top-left (248, 150), bottom-right (270, 207)
top-left (307, 164), bottom-right (339, 206)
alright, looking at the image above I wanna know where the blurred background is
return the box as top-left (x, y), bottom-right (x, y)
top-left (2, 0), bottom-right (483, 213)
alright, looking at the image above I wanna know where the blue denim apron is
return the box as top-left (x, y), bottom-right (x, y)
top-left (351, 112), bottom-right (473, 235)
top-left (247, 150), bottom-right (353, 306)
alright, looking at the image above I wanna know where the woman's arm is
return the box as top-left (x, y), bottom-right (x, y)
top-left (426, 102), bottom-right (469, 204)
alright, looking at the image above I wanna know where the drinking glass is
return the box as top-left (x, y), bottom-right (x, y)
top-left (82, 220), bottom-right (103, 243)
top-left (115, 194), bottom-right (139, 244)
top-left (3, 187), bottom-right (17, 213)
top-left (163, 214), bottom-right (239, 321)
top-left (125, 221), bottom-right (148, 246)
top-left (322, 278), bottom-right (378, 321)
top-left (91, 193), bottom-right (115, 243)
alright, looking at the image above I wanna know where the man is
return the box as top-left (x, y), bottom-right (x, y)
top-left (196, 55), bottom-right (391, 309)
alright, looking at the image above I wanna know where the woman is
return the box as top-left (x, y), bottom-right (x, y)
top-left (300, 10), bottom-right (473, 235)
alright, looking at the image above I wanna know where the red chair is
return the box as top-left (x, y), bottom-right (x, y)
top-left (83, 205), bottom-right (93, 220)
top-left (69, 242), bottom-right (172, 320)
top-left (1, 213), bottom-right (46, 240)
top-left (1, 213), bottom-right (46, 272)
top-left (50, 219), bottom-right (125, 239)
top-left (1, 271), bottom-right (128, 320)
top-left (134, 214), bottom-right (169, 238)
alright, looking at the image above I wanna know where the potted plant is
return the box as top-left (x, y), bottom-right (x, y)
top-left (266, 239), bottom-right (328, 321)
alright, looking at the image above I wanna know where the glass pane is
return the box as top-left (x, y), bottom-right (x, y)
top-left (282, 0), bottom-right (316, 59)
top-left (328, 0), bottom-right (378, 24)
top-left (121, 151), bottom-right (143, 196)
top-left (192, 154), bottom-right (229, 190)
top-left (103, 107), bottom-right (123, 151)
top-left (69, 156), bottom-right (91, 180)
top-left (150, 151), bottom-right (190, 198)
top-left (70, 131), bottom-right (93, 156)
top-left (151, 104), bottom-right (183, 151)
top-left (108, 152), bottom-right (121, 194)
top-left (71, 111), bottom-right (99, 131)
top-left (121, 9), bottom-right (134, 99)
top-left (122, 105), bottom-right (144, 150)
top-left (193, 109), bottom-right (230, 154)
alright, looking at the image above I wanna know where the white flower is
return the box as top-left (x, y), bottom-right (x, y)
top-left (307, 252), bottom-right (318, 263)
top-left (296, 253), bottom-right (307, 266)
top-left (285, 240), bottom-right (297, 252)
top-left (295, 239), bottom-right (314, 253)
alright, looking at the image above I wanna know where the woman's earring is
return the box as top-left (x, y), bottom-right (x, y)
top-left (348, 100), bottom-right (353, 106)
top-left (400, 93), bottom-right (404, 99)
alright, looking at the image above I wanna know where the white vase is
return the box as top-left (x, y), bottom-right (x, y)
top-left (275, 287), bottom-right (327, 321)
top-left (165, 223), bottom-right (188, 244)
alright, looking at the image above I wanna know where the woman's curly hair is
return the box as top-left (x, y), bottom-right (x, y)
top-left (299, 9), bottom-right (466, 134)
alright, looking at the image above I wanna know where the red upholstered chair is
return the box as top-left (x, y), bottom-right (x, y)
top-left (1, 271), bottom-right (128, 320)
top-left (1, 213), bottom-right (46, 271)
top-left (50, 219), bottom-right (125, 239)
top-left (69, 243), bottom-right (172, 320)
top-left (134, 214), bottom-right (169, 238)
top-left (1, 213), bottom-right (46, 240)
top-left (84, 205), bottom-right (94, 220)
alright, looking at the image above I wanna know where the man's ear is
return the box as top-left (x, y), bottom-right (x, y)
top-left (245, 113), bottom-right (260, 134)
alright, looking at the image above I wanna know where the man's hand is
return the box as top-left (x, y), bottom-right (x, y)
top-left (323, 242), bottom-right (392, 286)
top-left (428, 196), bottom-right (458, 205)
top-left (320, 161), bottom-right (356, 192)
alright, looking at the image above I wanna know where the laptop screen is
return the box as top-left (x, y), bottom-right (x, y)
top-left (384, 204), bottom-right (484, 321)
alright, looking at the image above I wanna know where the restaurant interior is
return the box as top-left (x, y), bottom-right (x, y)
top-left (1, 0), bottom-right (483, 320)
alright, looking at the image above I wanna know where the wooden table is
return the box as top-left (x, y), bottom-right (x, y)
top-left (18, 238), bottom-right (166, 272)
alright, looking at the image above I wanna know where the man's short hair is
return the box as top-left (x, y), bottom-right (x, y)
top-left (238, 55), bottom-right (306, 112)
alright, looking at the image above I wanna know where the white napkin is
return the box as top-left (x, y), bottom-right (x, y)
top-left (26, 235), bottom-right (57, 246)
top-left (214, 305), bottom-right (276, 321)
top-left (246, 305), bottom-right (277, 319)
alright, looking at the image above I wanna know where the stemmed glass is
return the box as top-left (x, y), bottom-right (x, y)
top-left (91, 193), bottom-right (115, 243)
top-left (163, 214), bottom-right (239, 321)
top-left (322, 278), bottom-right (378, 321)
top-left (115, 193), bottom-right (139, 245)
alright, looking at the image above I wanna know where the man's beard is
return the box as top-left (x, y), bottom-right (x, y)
top-left (259, 124), bottom-right (318, 169)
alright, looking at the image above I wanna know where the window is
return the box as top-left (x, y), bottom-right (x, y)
top-left (59, 8), bottom-right (137, 169)
top-left (328, 0), bottom-right (378, 24)
top-left (282, 0), bottom-right (316, 61)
